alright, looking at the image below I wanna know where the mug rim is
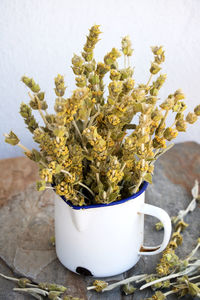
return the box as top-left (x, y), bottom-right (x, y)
top-left (57, 181), bottom-right (148, 210)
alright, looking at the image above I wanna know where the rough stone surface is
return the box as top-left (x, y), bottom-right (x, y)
top-left (0, 142), bottom-right (199, 300)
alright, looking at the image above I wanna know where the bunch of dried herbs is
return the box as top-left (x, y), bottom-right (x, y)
top-left (4, 25), bottom-right (200, 205)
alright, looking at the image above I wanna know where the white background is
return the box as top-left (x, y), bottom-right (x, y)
top-left (0, 0), bottom-right (200, 159)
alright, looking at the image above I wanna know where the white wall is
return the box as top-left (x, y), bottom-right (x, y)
top-left (0, 0), bottom-right (200, 159)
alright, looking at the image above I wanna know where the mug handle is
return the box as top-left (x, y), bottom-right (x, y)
top-left (138, 203), bottom-right (172, 256)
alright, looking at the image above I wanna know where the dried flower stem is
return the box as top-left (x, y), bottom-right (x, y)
top-left (83, 108), bottom-right (92, 130)
top-left (189, 274), bottom-right (200, 281)
top-left (186, 241), bottom-right (200, 262)
top-left (88, 109), bottom-right (100, 127)
top-left (18, 143), bottom-right (32, 154)
top-left (146, 74), bottom-right (153, 87)
top-left (72, 119), bottom-right (83, 141)
top-left (77, 181), bottom-right (95, 197)
top-left (87, 274), bottom-right (146, 292)
top-left (131, 171), bottom-right (147, 194)
top-left (164, 290), bottom-right (176, 297)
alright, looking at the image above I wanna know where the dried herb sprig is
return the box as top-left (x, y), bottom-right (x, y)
top-left (0, 272), bottom-right (83, 300)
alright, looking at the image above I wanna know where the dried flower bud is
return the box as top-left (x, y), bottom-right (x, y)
top-left (163, 127), bottom-right (178, 141)
top-left (175, 220), bottom-right (188, 232)
top-left (73, 87), bottom-right (89, 100)
top-left (175, 112), bottom-right (183, 120)
top-left (150, 291), bottom-right (166, 300)
top-left (172, 232), bottom-right (183, 245)
top-left (173, 101), bottom-right (187, 113)
top-left (20, 102), bottom-right (31, 118)
top-left (174, 89), bottom-right (185, 102)
top-left (151, 46), bottom-right (164, 56)
top-left (54, 74), bottom-right (66, 97)
top-left (54, 98), bottom-right (67, 113)
top-left (20, 103), bottom-right (39, 133)
top-left (39, 282), bottom-right (67, 292)
top-left (29, 97), bottom-right (48, 110)
top-left (84, 61), bottom-right (95, 74)
top-left (18, 278), bottom-right (31, 288)
top-left (96, 62), bottom-right (110, 77)
top-left (131, 88), bottom-right (145, 101)
top-left (122, 283), bottom-right (136, 295)
top-left (121, 35), bottom-right (133, 56)
top-left (150, 62), bottom-right (161, 75)
top-left (160, 96), bottom-right (174, 110)
top-left (75, 75), bottom-right (87, 87)
top-left (123, 78), bottom-right (135, 91)
top-left (26, 149), bottom-right (41, 162)
top-left (155, 221), bottom-right (164, 231)
top-left (71, 54), bottom-right (84, 67)
top-left (141, 103), bottom-right (153, 114)
top-left (153, 136), bottom-right (166, 149)
top-left (120, 69), bottom-right (133, 82)
top-left (176, 119), bottom-right (187, 132)
top-left (168, 240), bottom-right (178, 249)
top-left (88, 74), bottom-right (100, 85)
top-left (152, 88), bottom-right (160, 97)
top-left (37, 92), bottom-right (45, 101)
top-left (93, 280), bottom-right (108, 292)
top-left (154, 74), bottom-right (167, 89)
top-left (36, 180), bottom-right (46, 191)
top-left (108, 81), bottom-right (123, 96)
top-left (82, 51), bottom-right (93, 62)
top-left (107, 114), bottom-right (120, 126)
top-left (186, 112), bottom-right (198, 124)
top-left (155, 121), bottom-right (166, 136)
top-left (151, 46), bottom-right (165, 65)
top-left (187, 281), bottom-right (200, 297)
top-left (146, 96), bottom-right (157, 105)
top-left (72, 66), bottom-right (84, 75)
top-left (81, 25), bottom-right (101, 62)
top-left (155, 52), bottom-right (165, 64)
top-left (48, 291), bottom-right (63, 299)
top-left (194, 104), bottom-right (200, 116)
top-left (104, 48), bottom-right (121, 65)
top-left (110, 69), bottom-right (121, 81)
top-left (21, 76), bottom-right (40, 93)
top-left (151, 108), bottom-right (163, 122)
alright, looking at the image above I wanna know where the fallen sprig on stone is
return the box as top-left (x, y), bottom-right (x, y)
top-left (0, 273), bottom-right (83, 300)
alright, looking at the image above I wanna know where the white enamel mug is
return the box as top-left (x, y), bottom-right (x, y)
top-left (54, 182), bottom-right (171, 277)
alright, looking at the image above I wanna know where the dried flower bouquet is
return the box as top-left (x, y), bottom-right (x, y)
top-left (5, 25), bottom-right (200, 206)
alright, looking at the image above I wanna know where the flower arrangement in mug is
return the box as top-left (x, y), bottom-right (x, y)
top-left (4, 25), bottom-right (200, 206)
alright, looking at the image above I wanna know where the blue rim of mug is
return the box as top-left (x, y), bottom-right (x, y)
top-left (53, 181), bottom-right (148, 210)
